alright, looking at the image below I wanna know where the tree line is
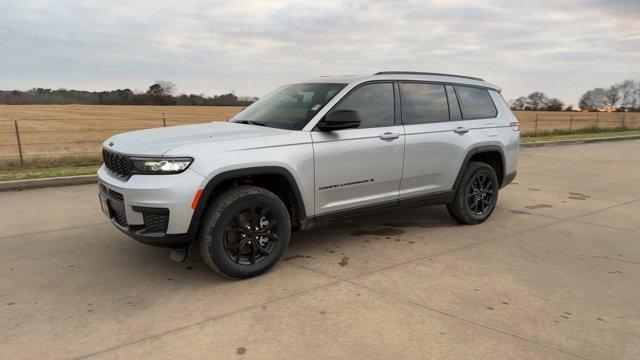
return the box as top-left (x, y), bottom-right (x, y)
top-left (0, 81), bottom-right (257, 106)
top-left (510, 79), bottom-right (640, 112)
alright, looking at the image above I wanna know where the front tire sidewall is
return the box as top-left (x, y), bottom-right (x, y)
top-left (202, 189), bottom-right (291, 279)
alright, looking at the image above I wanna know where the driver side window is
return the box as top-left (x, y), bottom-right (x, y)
top-left (334, 83), bottom-right (395, 128)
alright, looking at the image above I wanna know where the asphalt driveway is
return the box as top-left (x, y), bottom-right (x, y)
top-left (1, 140), bottom-right (639, 359)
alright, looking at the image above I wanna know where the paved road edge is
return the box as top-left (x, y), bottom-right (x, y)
top-left (520, 134), bottom-right (640, 148)
top-left (1, 134), bottom-right (639, 192)
top-left (0, 174), bottom-right (98, 192)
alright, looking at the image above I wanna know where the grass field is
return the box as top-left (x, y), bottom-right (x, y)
top-left (1, 105), bottom-right (639, 169)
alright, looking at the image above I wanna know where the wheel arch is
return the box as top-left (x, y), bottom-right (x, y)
top-left (186, 166), bottom-right (308, 240)
top-left (453, 145), bottom-right (506, 191)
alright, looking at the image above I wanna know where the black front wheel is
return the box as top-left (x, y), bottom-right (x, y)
top-left (199, 186), bottom-right (291, 279)
top-left (447, 161), bottom-right (499, 224)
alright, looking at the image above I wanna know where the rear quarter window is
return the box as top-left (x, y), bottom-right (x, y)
top-left (456, 86), bottom-right (497, 119)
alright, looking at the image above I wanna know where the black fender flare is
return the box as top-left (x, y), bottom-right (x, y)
top-left (185, 166), bottom-right (307, 241)
top-left (452, 145), bottom-right (506, 191)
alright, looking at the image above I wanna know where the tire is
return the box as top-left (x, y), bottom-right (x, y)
top-left (198, 185), bottom-right (291, 279)
top-left (447, 161), bottom-right (499, 225)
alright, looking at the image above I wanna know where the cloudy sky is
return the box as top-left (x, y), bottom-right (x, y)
top-left (1, 0), bottom-right (638, 104)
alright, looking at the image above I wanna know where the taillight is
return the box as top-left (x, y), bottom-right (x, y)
top-left (510, 122), bottom-right (520, 131)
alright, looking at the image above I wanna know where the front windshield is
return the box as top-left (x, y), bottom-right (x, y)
top-left (230, 83), bottom-right (346, 130)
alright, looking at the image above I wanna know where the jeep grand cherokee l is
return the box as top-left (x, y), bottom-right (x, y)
top-left (98, 71), bottom-right (519, 278)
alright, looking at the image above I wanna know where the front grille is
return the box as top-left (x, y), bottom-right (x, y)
top-left (143, 213), bottom-right (169, 233)
top-left (102, 148), bottom-right (133, 180)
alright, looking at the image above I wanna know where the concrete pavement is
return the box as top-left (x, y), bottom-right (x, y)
top-left (1, 140), bottom-right (639, 359)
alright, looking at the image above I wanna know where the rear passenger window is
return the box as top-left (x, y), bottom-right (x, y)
top-left (401, 83), bottom-right (449, 124)
top-left (334, 83), bottom-right (395, 128)
top-left (456, 86), bottom-right (497, 119)
top-left (445, 85), bottom-right (462, 121)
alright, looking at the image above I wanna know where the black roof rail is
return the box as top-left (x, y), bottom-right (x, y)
top-left (374, 71), bottom-right (484, 82)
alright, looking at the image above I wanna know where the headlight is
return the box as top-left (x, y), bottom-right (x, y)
top-left (131, 157), bottom-right (193, 174)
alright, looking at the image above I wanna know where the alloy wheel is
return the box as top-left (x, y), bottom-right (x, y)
top-left (466, 173), bottom-right (494, 215)
top-left (223, 206), bottom-right (278, 265)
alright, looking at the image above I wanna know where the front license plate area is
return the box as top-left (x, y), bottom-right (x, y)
top-left (99, 194), bottom-right (110, 217)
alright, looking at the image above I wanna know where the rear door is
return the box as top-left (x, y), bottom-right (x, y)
top-left (398, 82), bottom-right (478, 202)
top-left (312, 82), bottom-right (405, 215)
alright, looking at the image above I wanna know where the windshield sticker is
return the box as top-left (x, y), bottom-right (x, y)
top-left (311, 104), bottom-right (322, 111)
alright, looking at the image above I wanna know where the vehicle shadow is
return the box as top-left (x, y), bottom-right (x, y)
top-left (111, 204), bottom-right (458, 284)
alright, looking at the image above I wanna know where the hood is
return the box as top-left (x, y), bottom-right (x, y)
top-left (103, 121), bottom-right (289, 155)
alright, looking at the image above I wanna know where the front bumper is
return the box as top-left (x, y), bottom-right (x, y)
top-left (98, 165), bottom-right (205, 248)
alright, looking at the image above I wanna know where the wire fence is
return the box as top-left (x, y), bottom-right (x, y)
top-left (1, 111), bottom-right (640, 169)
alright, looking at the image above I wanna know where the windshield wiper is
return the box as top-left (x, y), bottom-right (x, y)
top-left (234, 120), bottom-right (266, 126)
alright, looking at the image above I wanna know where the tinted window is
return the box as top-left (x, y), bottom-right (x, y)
top-left (445, 85), bottom-right (462, 120)
top-left (456, 86), bottom-right (497, 119)
top-left (401, 83), bottom-right (449, 124)
top-left (334, 83), bottom-right (395, 128)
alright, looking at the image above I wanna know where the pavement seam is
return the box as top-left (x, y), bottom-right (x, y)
top-left (248, 251), bottom-right (600, 359)
top-left (0, 222), bottom-right (110, 241)
top-left (344, 280), bottom-right (591, 360)
top-left (590, 256), bottom-right (640, 265)
top-left (570, 198), bottom-right (640, 219)
top-left (570, 218), bottom-right (640, 235)
top-left (73, 278), bottom-right (343, 359)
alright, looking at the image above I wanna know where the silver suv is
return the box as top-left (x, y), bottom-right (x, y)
top-left (98, 71), bottom-right (519, 278)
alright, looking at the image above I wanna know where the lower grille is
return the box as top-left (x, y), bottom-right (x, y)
top-left (101, 185), bottom-right (124, 201)
top-left (143, 213), bottom-right (169, 233)
top-left (113, 211), bottom-right (128, 227)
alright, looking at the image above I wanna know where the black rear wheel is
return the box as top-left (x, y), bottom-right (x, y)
top-left (199, 186), bottom-right (291, 279)
top-left (447, 162), bottom-right (499, 224)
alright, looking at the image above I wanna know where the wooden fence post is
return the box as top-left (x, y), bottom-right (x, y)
top-left (569, 115), bottom-right (573, 132)
top-left (13, 116), bottom-right (24, 167)
top-left (162, 113), bottom-right (166, 127)
top-left (621, 113), bottom-right (626, 129)
top-left (595, 112), bottom-right (600, 128)
top-left (534, 113), bottom-right (539, 136)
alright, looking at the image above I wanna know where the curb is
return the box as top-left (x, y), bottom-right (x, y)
top-left (1, 135), bottom-right (639, 192)
top-left (520, 134), bottom-right (640, 148)
top-left (0, 174), bottom-right (98, 192)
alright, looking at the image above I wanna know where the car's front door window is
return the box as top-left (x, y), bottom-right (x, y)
top-left (333, 83), bottom-right (395, 128)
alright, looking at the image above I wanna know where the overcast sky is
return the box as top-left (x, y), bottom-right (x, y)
top-left (1, 0), bottom-right (638, 104)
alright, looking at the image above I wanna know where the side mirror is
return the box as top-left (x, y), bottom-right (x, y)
top-left (317, 110), bottom-right (361, 131)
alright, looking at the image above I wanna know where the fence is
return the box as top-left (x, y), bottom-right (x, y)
top-left (1, 110), bottom-right (640, 169)
top-left (513, 111), bottom-right (640, 136)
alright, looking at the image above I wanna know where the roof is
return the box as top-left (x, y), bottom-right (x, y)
top-left (293, 72), bottom-right (500, 91)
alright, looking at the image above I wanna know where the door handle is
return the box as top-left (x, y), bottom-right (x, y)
top-left (453, 127), bottom-right (469, 134)
top-left (379, 132), bottom-right (400, 141)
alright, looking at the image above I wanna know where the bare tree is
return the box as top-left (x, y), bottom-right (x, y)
top-left (544, 98), bottom-right (564, 111)
top-left (526, 91), bottom-right (546, 110)
top-left (617, 79), bottom-right (638, 110)
top-left (604, 85), bottom-right (620, 110)
top-left (509, 96), bottom-right (527, 110)
top-left (579, 88), bottom-right (607, 111)
top-left (146, 81), bottom-right (177, 105)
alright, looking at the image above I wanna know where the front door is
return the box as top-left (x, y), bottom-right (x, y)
top-left (312, 82), bottom-right (405, 215)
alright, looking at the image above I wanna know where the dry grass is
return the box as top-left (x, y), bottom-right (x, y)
top-left (0, 105), bottom-right (244, 168)
top-left (1, 105), bottom-right (639, 169)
